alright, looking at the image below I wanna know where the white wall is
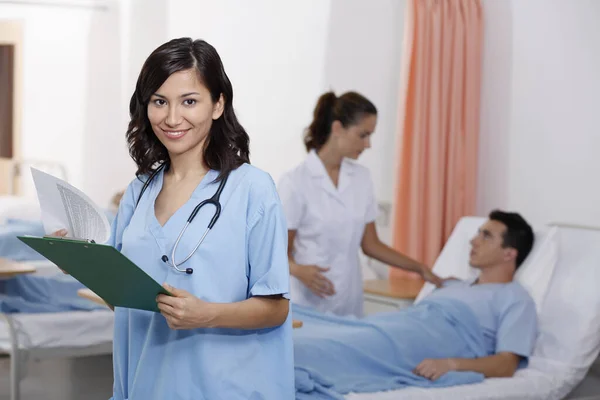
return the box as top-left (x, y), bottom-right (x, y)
top-left (167, 0), bottom-right (332, 187)
top-left (324, 0), bottom-right (406, 241)
top-left (0, 1), bottom-right (127, 208)
top-left (478, 0), bottom-right (600, 228)
top-left (0, 4), bottom-right (92, 195)
top-left (82, 4), bottom-right (130, 207)
top-left (82, 0), bottom-right (169, 208)
top-left (476, 0), bottom-right (513, 218)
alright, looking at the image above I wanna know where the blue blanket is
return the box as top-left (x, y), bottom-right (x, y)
top-left (293, 298), bottom-right (487, 399)
top-left (0, 213), bottom-right (116, 261)
top-left (0, 219), bottom-right (47, 261)
top-left (0, 274), bottom-right (105, 313)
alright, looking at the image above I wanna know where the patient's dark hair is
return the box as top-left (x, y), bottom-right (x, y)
top-left (304, 91), bottom-right (377, 152)
top-left (489, 210), bottom-right (535, 269)
top-left (126, 37), bottom-right (250, 181)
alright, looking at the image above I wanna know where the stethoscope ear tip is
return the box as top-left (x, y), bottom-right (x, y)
top-left (186, 268), bottom-right (194, 275)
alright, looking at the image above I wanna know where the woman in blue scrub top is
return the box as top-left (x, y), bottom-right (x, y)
top-left (109, 38), bottom-right (294, 399)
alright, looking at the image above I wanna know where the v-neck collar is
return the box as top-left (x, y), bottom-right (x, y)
top-left (305, 150), bottom-right (355, 203)
top-left (149, 167), bottom-right (219, 229)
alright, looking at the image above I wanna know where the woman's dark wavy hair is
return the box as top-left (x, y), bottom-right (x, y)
top-left (304, 91), bottom-right (377, 152)
top-left (126, 37), bottom-right (250, 181)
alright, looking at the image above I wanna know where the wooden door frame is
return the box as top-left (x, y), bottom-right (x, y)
top-left (0, 20), bottom-right (23, 195)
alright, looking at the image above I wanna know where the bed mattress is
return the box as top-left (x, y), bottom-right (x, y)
top-left (345, 367), bottom-right (577, 400)
top-left (0, 309), bottom-right (114, 353)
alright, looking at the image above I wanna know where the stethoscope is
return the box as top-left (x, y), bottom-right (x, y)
top-left (135, 162), bottom-right (229, 275)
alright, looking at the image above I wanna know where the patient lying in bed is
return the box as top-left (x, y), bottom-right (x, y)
top-left (294, 210), bottom-right (538, 399)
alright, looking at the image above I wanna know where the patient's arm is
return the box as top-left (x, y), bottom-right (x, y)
top-left (414, 352), bottom-right (520, 381)
top-left (451, 352), bottom-right (520, 377)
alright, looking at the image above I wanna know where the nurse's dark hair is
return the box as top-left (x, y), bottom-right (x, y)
top-left (489, 210), bottom-right (535, 269)
top-left (126, 37), bottom-right (250, 181)
top-left (304, 91), bottom-right (377, 152)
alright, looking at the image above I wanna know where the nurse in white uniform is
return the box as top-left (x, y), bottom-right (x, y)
top-left (278, 91), bottom-right (443, 317)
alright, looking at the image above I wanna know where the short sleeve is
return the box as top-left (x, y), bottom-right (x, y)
top-left (247, 183), bottom-right (291, 299)
top-left (107, 178), bottom-right (142, 251)
top-left (363, 170), bottom-right (378, 224)
top-left (277, 173), bottom-right (305, 230)
top-left (495, 288), bottom-right (538, 358)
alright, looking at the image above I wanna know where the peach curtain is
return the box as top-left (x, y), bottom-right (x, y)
top-left (391, 0), bottom-right (484, 280)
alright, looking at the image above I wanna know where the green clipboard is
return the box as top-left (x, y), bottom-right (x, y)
top-left (17, 236), bottom-right (171, 312)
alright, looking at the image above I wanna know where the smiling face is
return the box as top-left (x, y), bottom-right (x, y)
top-left (331, 113), bottom-right (377, 159)
top-left (469, 219), bottom-right (518, 270)
top-left (147, 68), bottom-right (224, 158)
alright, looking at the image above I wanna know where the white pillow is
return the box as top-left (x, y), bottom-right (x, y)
top-left (0, 195), bottom-right (41, 224)
top-left (530, 225), bottom-right (600, 378)
top-left (514, 225), bottom-right (558, 313)
top-left (415, 216), bottom-right (558, 313)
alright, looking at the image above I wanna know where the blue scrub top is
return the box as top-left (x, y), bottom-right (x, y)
top-left (108, 164), bottom-right (294, 400)
top-left (426, 278), bottom-right (538, 360)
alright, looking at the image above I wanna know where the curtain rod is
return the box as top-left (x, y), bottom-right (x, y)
top-left (0, 0), bottom-right (109, 11)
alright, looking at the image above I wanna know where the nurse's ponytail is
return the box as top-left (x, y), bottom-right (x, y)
top-left (304, 92), bottom-right (337, 152)
top-left (304, 91), bottom-right (377, 152)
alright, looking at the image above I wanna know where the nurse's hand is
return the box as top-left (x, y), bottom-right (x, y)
top-left (292, 264), bottom-right (336, 298)
top-left (421, 268), bottom-right (444, 288)
top-left (156, 283), bottom-right (215, 330)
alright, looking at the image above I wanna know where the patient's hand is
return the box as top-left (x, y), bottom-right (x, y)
top-left (413, 358), bottom-right (457, 381)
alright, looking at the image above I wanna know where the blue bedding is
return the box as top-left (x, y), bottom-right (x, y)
top-left (0, 273), bottom-right (105, 313)
top-left (0, 212), bottom-right (116, 261)
top-left (0, 219), bottom-right (47, 261)
top-left (293, 298), bottom-right (487, 399)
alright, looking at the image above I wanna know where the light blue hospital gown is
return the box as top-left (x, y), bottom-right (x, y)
top-left (426, 278), bottom-right (538, 360)
top-left (108, 164), bottom-right (294, 400)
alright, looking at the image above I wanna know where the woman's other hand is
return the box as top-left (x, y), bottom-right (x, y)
top-left (49, 229), bottom-right (69, 273)
top-left (291, 264), bottom-right (336, 298)
top-left (49, 228), bottom-right (68, 237)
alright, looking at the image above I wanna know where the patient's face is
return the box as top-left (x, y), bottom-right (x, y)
top-left (469, 220), bottom-right (511, 269)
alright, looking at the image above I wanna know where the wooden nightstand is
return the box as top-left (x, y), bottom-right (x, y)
top-left (363, 279), bottom-right (424, 315)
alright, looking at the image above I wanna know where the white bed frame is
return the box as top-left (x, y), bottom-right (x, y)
top-left (0, 313), bottom-right (111, 400)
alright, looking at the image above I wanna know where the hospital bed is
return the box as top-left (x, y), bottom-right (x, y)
top-left (346, 217), bottom-right (600, 400)
top-left (0, 160), bottom-right (114, 400)
top-left (0, 260), bottom-right (114, 400)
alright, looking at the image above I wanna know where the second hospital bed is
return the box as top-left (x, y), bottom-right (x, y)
top-left (0, 162), bottom-right (115, 400)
